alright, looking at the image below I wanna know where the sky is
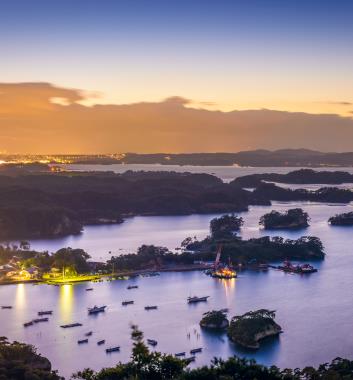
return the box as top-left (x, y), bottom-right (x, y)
top-left (1, 0), bottom-right (353, 153)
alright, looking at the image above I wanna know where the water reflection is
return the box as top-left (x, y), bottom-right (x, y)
top-left (15, 283), bottom-right (26, 310)
top-left (59, 284), bottom-right (74, 322)
top-left (220, 278), bottom-right (236, 302)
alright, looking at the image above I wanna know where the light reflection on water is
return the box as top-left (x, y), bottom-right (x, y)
top-left (59, 284), bottom-right (74, 323)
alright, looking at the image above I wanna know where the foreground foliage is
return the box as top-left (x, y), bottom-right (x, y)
top-left (0, 337), bottom-right (62, 380)
top-left (73, 325), bottom-right (353, 380)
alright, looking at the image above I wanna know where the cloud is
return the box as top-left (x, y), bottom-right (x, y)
top-left (1, 82), bottom-right (353, 153)
top-left (322, 101), bottom-right (353, 106)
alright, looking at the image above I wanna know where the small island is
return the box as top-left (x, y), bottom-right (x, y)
top-left (200, 310), bottom-right (229, 330)
top-left (228, 309), bottom-right (282, 349)
top-left (210, 214), bottom-right (244, 239)
top-left (259, 208), bottom-right (310, 230)
top-left (328, 212), bottom-right (353, 226)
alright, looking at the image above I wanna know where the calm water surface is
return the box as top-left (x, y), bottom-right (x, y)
top-left (2, 201), bottom-right (353, 378)
top-left (63, 164), bottom-right (353, 183)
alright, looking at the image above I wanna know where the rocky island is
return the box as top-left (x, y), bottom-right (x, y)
top-left (185, 215), bottom-right (324, 264)
top-left (328, 212), bottom-right (353, 226)
top-left (259, 208), bottom-right (310, 230)
top-left (200, 310), bottom-right (229, 330)
top-left (227, 309), bottom-right (282, 349)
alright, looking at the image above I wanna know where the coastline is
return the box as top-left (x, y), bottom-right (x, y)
top-left (0, 263), bottom-right (212, 286)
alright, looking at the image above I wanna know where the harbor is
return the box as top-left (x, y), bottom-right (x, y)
top-left (0, 200), bottom-right (352, 377)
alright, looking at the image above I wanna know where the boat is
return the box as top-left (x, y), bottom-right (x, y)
top-left (97, 340), bottom-right (105, 345)
top-left (106, 346), bottom-right (120, 353)
top-left (142, 272), bottom-right (160, 277)
top-left (277, 261), bottom-right (318, 274)
top-left (88, 305), bottom-right (107, 314)
top-left (38, 310), bottom-right (52, 316)
top-left (33, 317), bottom-right (49, 323)
top-left (85, 331), bottom-right (93, 336)
top-left (122, 300), bottom-right (134, 306)
top-left (187, 296), bottom-right (209, 304)
top-left (24, 321), bottom-right (34, 327)
top-left (300, 263), bottom-right (318, 273)
top-left (144, 305), bottom-right (158, 310)
top-left (86, 288), bottom-right (93, 291)
top-left (211, 267), bottom-right (237, 279)
top-left (184, 356), bottom-right (196, 363)
top-left (78, 339), bottom-right (88, 344)
top-left (190, 347), bottom-right (202, 354)
top-left (147, 339), bottom-right (158, 346)
top-left (1, 306), bottom-right (12, 309)
top-left (206, 245), bottom-right (237, 279)
top-left (127, 285), bottom-right (138, 289)
top-left (60, 323), bottom-right (82, 328)
top-left (175, 352), bottom-right (186, 357)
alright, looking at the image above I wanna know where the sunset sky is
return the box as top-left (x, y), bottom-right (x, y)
top-left (1, 0), bottom-right (353, 153)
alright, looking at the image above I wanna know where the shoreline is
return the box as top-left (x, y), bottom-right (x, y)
top-left (0, 264), bottom-right (212, 286)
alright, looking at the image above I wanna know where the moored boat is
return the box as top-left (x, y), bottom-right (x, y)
top-left (60, 323), bottom-right (82, 328)
top-left (106, 346), bottom-right (120, 353)
top-left (122, 300), bottom-right (134, 306)
top-left (24, 321), bottom-right (34, 327)
top-left (210, 267), bottom-right (237, 279)
top-left (38, 310), bottom-right (52, 316)
top-left (147, 339), bottom-right (158, 346)
top-left (88, 305), bottom-right (106, 314)
top-left (85, 331), bottom-right (93, 336)
top-left (127, 285), bottom-right (138, 289)
top-left (97, 340), bottom-right (105, 345)
top-left (187, 296), bottom-right (209, 304)
top-left (175, 352), bottom-right (186, 357)
top-left (190, 347), bottom-right (202, 354)
top-left (33, 317), bottom-right (49, 323)
top-left (277, 261), bottom-right (318, 274)
top-left (78, 339), bottom-right (88, 344)
top-left (144, 305), bottom-right (158, 310)
top-left (1, 306), bottom-right (12, 309)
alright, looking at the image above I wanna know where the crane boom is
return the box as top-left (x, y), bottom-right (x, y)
top-left (214, 245), bottom-right (222, 269)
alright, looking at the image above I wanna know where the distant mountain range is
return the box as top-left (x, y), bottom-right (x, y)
top-left (2, 149), bottom-right (353, 167)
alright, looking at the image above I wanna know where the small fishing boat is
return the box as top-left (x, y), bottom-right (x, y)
top-left (85, 331), bottom-right (93, 336)
top-left (24, 321), bottom-right (34, 327)
top-left (88, 305), bottom-right (107, 314)
top-left (122, 300), bottom-right (134, 306)
top-left (144, 305), bottom-right (158, 310)
top-left (187, 296), bottom-right (209, 304)
top-left (190, 348), bottom-right (202, 354)
top-left (38, 310), bottom-right (52, 316)
top-left (33, 318), bottom-right (49, 323)
top-left (106, 346), bottom-right (120, 353)
top-left (147, 339), bottom-right (158, 346)
top-left (86, 288), bottom-right (93, 291)
top-left (78, 339), bottom-right (88, 344)
top-left (97, 340), bottom-right (105, 345)
top-left (60, 323), bottom-right (82, 328)
top-left (175, 352), bottom-right (186, 357)
top-left (277, 261), bottom-right (318, 274)
top-left (127, 285), bottom-right (138, 289)
top-left (1, 306), bottom-right (12, 309)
